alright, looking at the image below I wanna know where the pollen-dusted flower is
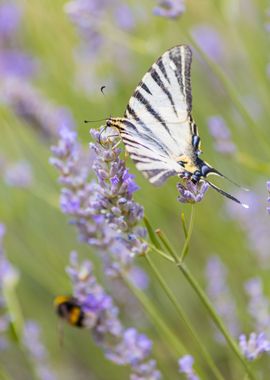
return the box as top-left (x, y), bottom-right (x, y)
top-left (153, 0), bottom-right (185, 19)
top-left (178, 355), bottom-right (200, 380)
top-left (177, 180), bottom-right (209, 204)
top-left (207, 116), bottom-right (236, 155)
top-left (239, 332), bottom-right (270, 361)
top-left (66, 252), bottom-right (162, 379)
top-left (23, 321), bottom-right (57, 380)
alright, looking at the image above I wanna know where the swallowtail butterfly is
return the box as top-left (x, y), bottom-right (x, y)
top-left (106, 45), bottom-right (248, 208)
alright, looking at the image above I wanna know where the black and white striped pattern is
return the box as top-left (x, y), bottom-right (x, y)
top-left (113, 45), bottom-right (198, 185)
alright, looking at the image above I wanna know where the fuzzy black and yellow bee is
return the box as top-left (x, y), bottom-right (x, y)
top-left (54, 295), bottom-right (85, 328)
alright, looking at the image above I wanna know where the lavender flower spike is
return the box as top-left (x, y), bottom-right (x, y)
top-left (245, 278), bottom-right (270, 337)
top-left (51, 124), bottom-right (148, 284)
top-left (267, 181), bottom-right (270, 214)
top-left (90, 127), bottom-right (147, 257)
top-left (177, 180), bottom-right (209, 204)
top-left (205, 256), bottom-right (239, 341)
top-left (66, 252), bottom-right (162, 379)
top-left (0, 223), bottom-right (19, 350)
top-left (23, 321), bottom-right (57, 380)
top-left (207, 116), bottom-right (236, 155)
top-left (178, 355), bottom-right (200, 380)
top-left (239, 332), bottom-right (270, 361)
top-left (153, 0), bottom-right (185, 19)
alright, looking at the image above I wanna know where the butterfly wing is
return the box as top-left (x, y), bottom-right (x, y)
top-left (118, 44), bottom-right (198, 185)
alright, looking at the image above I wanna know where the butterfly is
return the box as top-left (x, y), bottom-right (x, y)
top-left (106, 44), bottom-right (248, 208)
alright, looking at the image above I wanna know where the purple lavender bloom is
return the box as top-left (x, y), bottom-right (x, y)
top-left (2, 78), bottom-right (75, 139)
top-left (0, 223), bottom-right (19, 350)
top-left (23, 321), bottom-right (57, 380)
top-left (206, 256), bottom-right (240, 342)
top-left (51, 125), bottom-right (148, 281)
top-left (239, 332), bottom-right (270, 361)
top-left (191, 25), bottom-right (224, 62)
top-left (153, 0), bottom-right (185, 19)
top-left (226, 188), bottom-right (270, 266)
top-left (177, 180), bottom-right (209, 204)
top-left (89, 128), bottom-right (147, 257)
top-left (207, 116), bottom-right (236, 155)
top-left (0, 2), bottom-right (37, 80)
top-left (267, 181), bottom-right (270, 214)
top-left (245, 278), bottom-right (270, 336)
top-left (0, 50), bottom-right (36, 79)
top-left (178, 355), bottom-right (200, 380)
top-left (3, 160), bottom-right (33, 188)
top-left (66, 252), bottom-right (161, 379)
top-left (115, 4), bottom-right (135, 31)
top-left (0, 2), bottom-right (21, 40)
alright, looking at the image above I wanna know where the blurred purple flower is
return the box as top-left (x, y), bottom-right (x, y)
top-left (0, 2), bottom-right (21, 40)
top-left (226, 188), bottom-right (270, 266)
top-left (23, 321), bottom-right (57, 380)
top-left (178, 355), bottom-right (200, 380)
top-left (267, 181), bottom-right (270, 214)
top-left (66, 252), bottom-right (161, 379)
top-left (0, 223), bottom-right (19, 350)
top-left (239, 332), bottom-right (270, 361)
top-left (0, 2), bottom-right (37, 80)
top-left (245, 278), bottom-right (270, 337)
top-left (115, 5), bottom-right (135, 31)
top-left (3, 160), bottom-right (33, 188)
top-left (0, 50), bottom-right (36, 79)
top-left (2, 78), bottom-right (75, 139)
top-left (206, 256), bottom-right (240, 342)
top-left (207, 116), bottom-right (236, 155)
top-left (177, 180), bottom-right (209, 204)
top-left (191, 25), bottom-right (224, 62)
top-left (153, 0), bottom-right (185, 19)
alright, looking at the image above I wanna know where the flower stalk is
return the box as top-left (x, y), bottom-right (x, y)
top-left (153, 223), bottom-right (256, 380)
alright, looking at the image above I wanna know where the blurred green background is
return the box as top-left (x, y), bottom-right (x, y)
top-left (1, 0), bottom-right (270, 379)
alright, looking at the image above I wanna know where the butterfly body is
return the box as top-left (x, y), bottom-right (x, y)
top-left (105, 44), bottom-right (248, 207)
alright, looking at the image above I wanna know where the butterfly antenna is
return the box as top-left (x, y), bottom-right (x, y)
top-left (84, 118), bottom-right (107, 123)
top-left (205, 180), bottom-right (249, 209)
top-left (206, 166), bottom-right (249, 192)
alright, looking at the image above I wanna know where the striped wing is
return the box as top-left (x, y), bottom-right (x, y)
top-left (121, 45), bottom-right (196, 185)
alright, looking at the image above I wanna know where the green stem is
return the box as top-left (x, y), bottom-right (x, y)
top-left (147, 242), bottom-right (174, 262)
top-left (152, 221), bottom-right (256, 379)
top-left (3, 272), bottom-right (23, 342)
top-left (179, 206), bottom-right (195, 261)
top-left (144, 217), bottom-right (163, 250)
top-left (0, 367), bottom-right (12, 380)
top-left (123, 274), bottom-right (185, 357)
top-left (145, 253), bottom-right (225, 380)
top-left (177, 264), bottom-right (256, 380)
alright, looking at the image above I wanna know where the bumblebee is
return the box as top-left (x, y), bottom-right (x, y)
top-left (54, 296), bottom-right (85, 328)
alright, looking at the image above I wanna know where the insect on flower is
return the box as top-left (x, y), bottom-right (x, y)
top-left (54, 295), bottom-right (85, 328)
top-left (105, 44), bottom-right (248, 208)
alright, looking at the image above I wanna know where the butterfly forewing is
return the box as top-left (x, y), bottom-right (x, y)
top-left (118, 45), bottom-right (195, 185)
